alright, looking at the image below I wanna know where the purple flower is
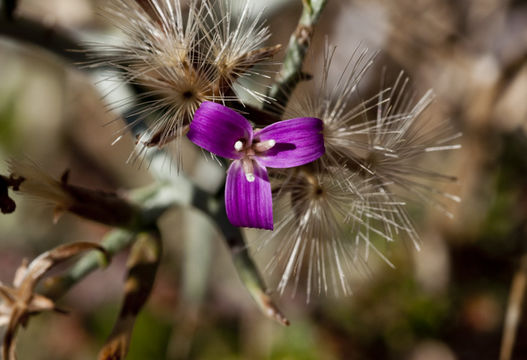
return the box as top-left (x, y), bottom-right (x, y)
top-left (187, 102), bottom-right (325, 230)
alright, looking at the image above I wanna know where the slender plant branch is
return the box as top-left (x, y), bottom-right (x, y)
top-left (1, 0), bottom-right (18, 20)
top-left (264, 0), bottom-right (328, 115)
top-left (0, 16), bottom-right (86, 62)
top-left (98, 229), bottom-right (162, 360)
top-left (43, 229), bottom-right (137, 299)
top-left (499, 254), bottom-right (527, 360)
top-left (42, 172), bottom-right (290, 324)
top-left (191, 187), bottom-right (290, 325)
top-left (137, 173), bottom-right (290, 325)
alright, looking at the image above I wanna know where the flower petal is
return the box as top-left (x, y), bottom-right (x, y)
top-left (255, 117), bottom-right (325, 168)
top-left (187, 102), bottom-right (253, 159)
top-left (225, 160), bottom-right (273, 230)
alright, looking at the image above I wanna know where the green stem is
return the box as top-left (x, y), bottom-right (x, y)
top-left (233, 250), bottom-right (290, 326)
top-left (43, 229), bottom-right (136, 299)
top-left (134, 153), bottom-right (290, 325)
top-left (42, 177), bottom-right (290, 325)
top-left (98, 229), bottom-right (162, 360)
top-left (264, 0), bottom-right (328, 115)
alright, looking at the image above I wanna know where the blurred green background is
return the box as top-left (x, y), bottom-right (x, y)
top-left (1, 0), bottom-right (527, 359)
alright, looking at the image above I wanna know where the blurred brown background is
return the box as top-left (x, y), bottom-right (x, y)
top-left (1, 0), bottom-right (527, 359)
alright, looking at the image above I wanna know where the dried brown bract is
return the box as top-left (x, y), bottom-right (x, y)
top-left (0, 242), bottom-right (107, 360)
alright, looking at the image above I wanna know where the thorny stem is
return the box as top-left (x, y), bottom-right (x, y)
top-left (264, 0), bottom-right (328, 116)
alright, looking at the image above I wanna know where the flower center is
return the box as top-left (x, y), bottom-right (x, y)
top-left (233, 138), bottom-right (276, 182)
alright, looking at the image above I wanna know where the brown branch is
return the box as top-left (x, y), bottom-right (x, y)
top-left (500, 254), bottom-right (527, 360)
top-left (0, 16), bottom-right (86, 63)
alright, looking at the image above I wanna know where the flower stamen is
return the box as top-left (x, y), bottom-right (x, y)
top-left (253, 139), bottom-right (276, 153)
top-left (234, 140), bottom-right (245, 152)
top-left (242, 158), bottom-right (255, 182)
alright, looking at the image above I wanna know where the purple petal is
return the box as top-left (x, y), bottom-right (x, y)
top-left (225, 160), bottom-right (273, 230)
top-left (255, 117), bottom-right (325, 168)
top-left (187, 102), bottom-right (253, 159)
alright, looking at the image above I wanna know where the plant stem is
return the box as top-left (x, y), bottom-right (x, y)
top-left (1, 0), bottom-right (18, 20)
top-left (43, 229), bottom-right (136, 299)
top-left (499, 254), bottom-right (527, 360)
top-left (98, 229), bottom-right (162, 360)
top-left (0, 17), bottom-right (86, 62)
top-left (264, 0), bottom-right (328, 115)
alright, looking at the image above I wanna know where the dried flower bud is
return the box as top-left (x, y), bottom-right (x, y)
top-left (7, 160), bottom-right (139, 228)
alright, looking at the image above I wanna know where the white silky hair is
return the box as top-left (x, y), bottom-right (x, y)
top-left (261, 46), bottom-right (461, 299)
top-left (87, 0), bottom-right (275, 168)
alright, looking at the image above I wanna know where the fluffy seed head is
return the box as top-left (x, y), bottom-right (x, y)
top-left (88, 0), bottom-right (279, 165)
top-left (286, 44), bottom-right (378, 169)
top-left (262, 167), bottom-right (405, 300)
top-left (357, 73), bottom-right (462, 220)
top-left (287, 45), bottom-right (460, 224)
top-left (201, 1), bottom-right (278, 101)
top-left (264, 46), bottom-right (461, 298)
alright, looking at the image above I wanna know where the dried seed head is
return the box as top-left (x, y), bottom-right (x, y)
top-left (201, 1), bottom-right (280, 100)
top-left (7, 159), bottom-right (72, 209)
top-left (88, 0), bottom-right (279, 166)
top-left (7, 160), bottom-right (138, 227)
top-left (286, 44), bottom-right (378, 169)
top-left (355, 74), bottom-right (462, 220)
top-left (261, 167), bottom-right (408, 300)
top-left (265, 46), bottom-right (461, 298)
top-left (287, 45), bottom-right (461, 226)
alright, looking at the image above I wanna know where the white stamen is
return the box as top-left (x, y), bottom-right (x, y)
top-left (234, 140), bottom-right (244, 152)
top-left (253, 139), bottom-right (276, 152)
top-left (242, 158), bottom-right (255, 182)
